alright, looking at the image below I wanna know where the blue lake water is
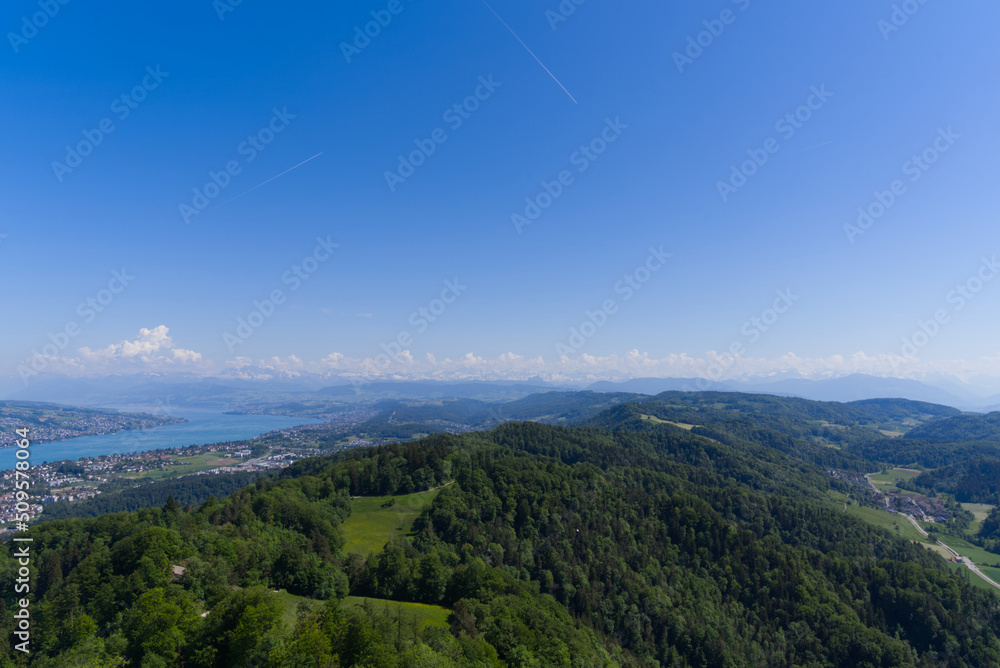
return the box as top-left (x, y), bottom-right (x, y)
top-left (2, 407), bottom-right (323, 471)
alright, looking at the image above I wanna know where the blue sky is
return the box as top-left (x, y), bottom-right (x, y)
top-left (3, 0), bottom-right (999, 386)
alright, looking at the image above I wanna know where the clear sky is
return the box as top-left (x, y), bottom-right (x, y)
top-left (2, 0), bottom-right (999, 387)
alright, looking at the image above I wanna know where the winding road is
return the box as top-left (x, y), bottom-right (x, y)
top-left (864, 474), bottom-right (1000, 591)
top-left (935, 540), bottom-right (1000, 590)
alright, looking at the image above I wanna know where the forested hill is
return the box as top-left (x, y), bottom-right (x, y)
top-left (908, 457), bottom-right (1000, 504)
top-left (3, 416), bottom-right (999, 666)
top-left (846, 398), bottom-right (962, 423)
top-left (904, 411), bottom-right (1000, 441)
top-left (634, 391), bottom-right (959, 433)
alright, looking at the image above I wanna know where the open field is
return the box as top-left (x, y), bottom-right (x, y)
top-left (867, 468), bottom-right (921, 488)
top-left (271, 591), bottom-right (451, 630)
top-left (982, 564), bottom-right (1000, 583)
top-left (343, 597), bottom-right (451, 629)
top-left (961, 503), bottom-right (995, 534)
top-left (961, 503), bottom-right (995, 517)
top-left (829, 491), bottom-right (927, 540)
top-left (340, 487), bottom-right (444, 555)
top-left (640, 415), bottom-right (695, 430)
top-left (120, 452), bottom-right (241, 481)
top-left (828, 491), bottom-right (931, 543)
top-left (962, 503), bottom-right (995, 521)
top-left (273, 589), bottom-right (319, 626)
top-left (830, 491), bottom-right (1000, 591)
top-left (936, 535), bottom-right (1000, 570)
top-left (942, 563), bottom-right (997, 591)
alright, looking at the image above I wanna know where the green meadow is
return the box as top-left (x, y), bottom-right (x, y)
top-left (340, 487), bottom-right (446, 555)
top-left (343, 597), bottom-right (451, 629)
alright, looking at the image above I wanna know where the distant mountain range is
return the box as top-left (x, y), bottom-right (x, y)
top-left (4, 371), bottom-right (997, 412)
top-left (587, 374), bottom-right (990, 411)
top-left (4, 373), bottom-right (567, 410)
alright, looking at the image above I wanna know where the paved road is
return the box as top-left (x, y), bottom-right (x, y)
top-left (864, 473), bottom-right (891, 510)
top-left (935, 539), bottom-right (1000, 590)
top-left (864, 474), bottom-right (999, 590)
top-left (904, 513), bottom-right (929, 538)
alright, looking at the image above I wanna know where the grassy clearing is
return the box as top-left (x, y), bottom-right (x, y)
top-left (829, 492), bottom-right (1000, 592)
top-left (341, 487), bottom-right (444, 555)
top-left (936, 535), bottom-right (1000, 569)
top-left (274, 589), bottom-right (451, 628)
top-left (962, 503), bottom-right (995, 522)
top-left (640, 415), bottom-right (695, 430)
top-left (828, 491), bottom-right (930, 543)
top-left (867, 468), bottom-right (921, 488)
top-left (273, 589), bottom-right (319, 626)
top-left (943, 563), bottom-right (997, 591)
top-left (981, 565), bottom-right (1000, 584)
top-left (343, 597), bottom-right (451, 629)
top-left (848, 506), bottom-right (930, 543)
top-left (271, 591), bottom-right (451, 630)
top-left (120, 452), bottom-right (241, 481)
top-left (924, 543), bottom-right (955, 560)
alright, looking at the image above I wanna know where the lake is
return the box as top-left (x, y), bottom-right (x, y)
top-left (1, 407), bottom-right (323, 471)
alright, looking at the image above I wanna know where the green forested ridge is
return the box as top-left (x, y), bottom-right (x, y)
top-left (904, 457), bottom-right (1000, 504)
top-left (846, 399), bottom-right (962, 424)
top-left (3, 397), bottom-right (1000, 667)
top-left (903, 412), bottom-right (1000, 442)
top-left (845, 437), bottom-right (1000, 469)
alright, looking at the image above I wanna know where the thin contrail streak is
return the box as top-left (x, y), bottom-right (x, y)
top-left (480, 0), bottom-right (577, 104)
top-left (219, 152), bottom-right (324, 207)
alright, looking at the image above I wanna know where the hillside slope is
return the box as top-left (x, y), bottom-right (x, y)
top-left (905, 412), bottom-right (1000, 441)
top-left (2, 417), bottom-right (999, 666)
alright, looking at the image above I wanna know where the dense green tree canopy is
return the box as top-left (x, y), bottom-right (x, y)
top-left (3, 396), bottom-right (1000, 667)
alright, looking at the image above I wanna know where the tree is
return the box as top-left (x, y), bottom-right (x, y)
top-left (416, 551), bottom-right (450, 604)
top-left (123, 589), bottom-right (199, 664)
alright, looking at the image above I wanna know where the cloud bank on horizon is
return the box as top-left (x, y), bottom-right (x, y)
top-left (13, 326), bottom-right (1000, 389)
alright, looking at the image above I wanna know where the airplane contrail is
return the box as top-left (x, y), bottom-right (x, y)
top-left (480, 0), bottom-right (578, 104)
top-left (219, 152), bottom-right (324, 207)
top-left (790, 141), bottom-right (834, 154)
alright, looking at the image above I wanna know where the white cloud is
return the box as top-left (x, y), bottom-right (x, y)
top-left (18, 327), bottom-right (1000, 392)
top-left (28, 326), bottom-right (205, 375)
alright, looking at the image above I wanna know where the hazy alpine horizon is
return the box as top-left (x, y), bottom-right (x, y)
top-left (5, 1), bottom-right (1000, 398)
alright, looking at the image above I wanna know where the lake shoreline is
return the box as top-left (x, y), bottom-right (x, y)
top-left (0, 409), bottom-right (325, 471)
